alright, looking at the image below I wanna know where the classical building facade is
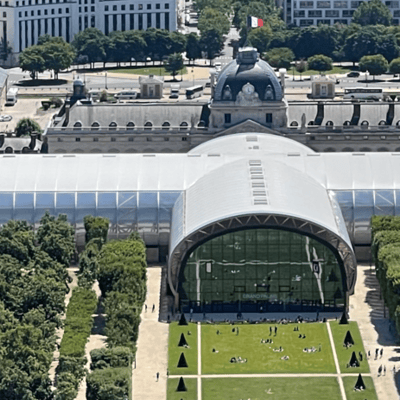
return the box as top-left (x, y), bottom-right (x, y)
top-left (45, 48), bottom-right (400, 154)
top-left (0, 0), bottom-right (180, 65)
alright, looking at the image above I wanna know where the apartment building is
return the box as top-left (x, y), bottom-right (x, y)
top-left (0, 0), bottom-right (179, 65)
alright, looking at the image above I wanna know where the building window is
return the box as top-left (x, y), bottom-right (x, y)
top-left (90, 6), bottom-right (94, 11)
top-left (139, 3), bottom-right (143, 9)
top-left (57, 138), bottom-right (63, 142)
top-left (75, 137), bottom-right (81, 141)
top-left (299, 1), bottom-right (313, 7)
top-left (326, 10), bottom-right (339, 16)
top-left (44, 8), bottom-right (47, 14)
top-left (342, 9), bottom-right (354, 16)
top-left (294, 10), bottom-right (305, 16)
top-left (128, 137), bottom-right (134, 141)
top-left (111, 137), bottom-right (116, 142)
top-left (266, 113), bottom-right (273, 123)
top-left (300, 19), bottom-right (313, 25)
top-left (182, 137), bottom-right (187, 141)
top-left (147, 3), bottom-right (151, 8)
top-left (59, 8), bottom-right (62, 13)
top-left (113, 5), bottom-right (116, 10)
top-left (156, 3), bottom-right (160, 8)
top-left (93, 137), bottom-right (98, 142)
top-left (31, 10), bottom-right (34, 15)
top-left (121, 4), bottom-right (125, 10)
top-left (308, 10), bottom-right (322, 16)
top-left (19, 11), bottom-right (21, 16)
top-left (146, 137), bottom-right (152, 141)
top-left (165, 3), bottom-right (169, 8)
top-left (38, 9), bottom-right (41, 14)
top-left (16, 1), bottom-right (18, 5)
top-left (25, 11), bottom-right (27, 16)
top-left (334, 0), bottom-right (347, 6)
top-left (51, 9), bottom-right (55, 14)
top-left (317, 1), bottom-right (331, 6)
top-left (84, 6), bottom-right (87, 11)
top-left (224, 113), bottom-right (231, 124)
top-left (130, 4), bottom-right (133, 9)
top-left (105, 5), bottom-right (108, 10)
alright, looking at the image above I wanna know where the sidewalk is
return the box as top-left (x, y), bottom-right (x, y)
top-left (349, 264), bottom-right (399, 400)
top-left (132, 266), bottom-right (169, 400)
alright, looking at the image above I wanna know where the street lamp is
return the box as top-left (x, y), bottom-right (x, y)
top-left (192, 68), bottom-right (194, 86)
top-left (105, 71), bottom-right (108, 90)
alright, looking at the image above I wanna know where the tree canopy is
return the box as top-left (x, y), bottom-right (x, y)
top-left (359, 54), bottom-right (389, 77)
top-left (164, 53), bottom-right (184, 79)
top-left (307, 54), bottom-right (333, 72)
top-left (15, 118), bottom-right (42, 137)
top-left (264, 47), bottom-right (294, 69)
top-left (352, 0), bottom-right (392, 26)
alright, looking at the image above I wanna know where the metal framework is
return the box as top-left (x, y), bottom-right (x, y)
top-left (168, 213), bottom-right (357, 309)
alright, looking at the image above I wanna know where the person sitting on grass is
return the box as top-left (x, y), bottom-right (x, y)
top-left (230, 357), bottom-right (237, 363)
top-left (281, 355), bottom-right (290, 360)
top-left (212, 348), bottom-right (219, 353)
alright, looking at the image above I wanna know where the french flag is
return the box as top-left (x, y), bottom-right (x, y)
top-left (247, 16), bottom-right (263, 28)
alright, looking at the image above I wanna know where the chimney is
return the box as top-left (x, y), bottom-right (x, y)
top-left (279, 68), bottom-right (287, 95)
top-left (29, 133), bottom-right (38, 150)
top-left (0, 134), bottom-right (4, 148)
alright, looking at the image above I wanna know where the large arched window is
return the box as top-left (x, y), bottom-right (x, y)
top-left (91, 122), bottom-right (100, 130)
top-left (127, 122), bottom-right (135, 130)
top-left (144, 121), bottom-right (153, 130)
top-left (162, 122), bottom-right (171, 130)
top-left (73, 121), bottom-right (82, 130)
top-left (109, 122), bottom-right (117, 130)
top-left (180, 122), bottom-right (188, 131)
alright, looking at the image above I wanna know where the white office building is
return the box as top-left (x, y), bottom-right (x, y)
top-left (283, 0), bottom-right (400, 27)
top-left (0, 0), bottom-right (178, 65)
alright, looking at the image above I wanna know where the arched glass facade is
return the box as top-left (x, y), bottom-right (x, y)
top-left (179, 229), bottom-right (345, 313)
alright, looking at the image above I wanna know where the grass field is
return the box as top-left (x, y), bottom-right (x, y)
top-left (167, 378), bottom-right (197, 400)
top-left (202, 377), bottom-right (342, 400)
top-left (287, 66), bottom-right (351, 76)
top-left (343, 376), bottom-right (378, 400)
top-left (168, 322), bottom-right (198, 375)
top-left (112, 66), bottom-right (187, 76)
top-left (329, 321), bottom-right (370, 373)
top-left (201, 323), bottom-right (336, 374)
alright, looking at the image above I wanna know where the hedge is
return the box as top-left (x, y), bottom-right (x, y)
top-left (372, 216), bottom-right (400, 333)
top-left (90, 347), bottom-right (133, 370)
top-left (86, 367), bottom-right (131, 400)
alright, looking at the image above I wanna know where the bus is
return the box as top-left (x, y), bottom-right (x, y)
top-left (343, 87), bottom-right (384, 101)
top-left (186, 85), bottom-right (204, 99)
top-left (5, 88), bottom-right (18, 106)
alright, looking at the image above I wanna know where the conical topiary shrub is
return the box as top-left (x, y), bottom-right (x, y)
top-left (176, 377), bottom-right (187, 392)
top-left (327, 269), bottom-right (339, 282)
top-left (354, 373), bottom-right (366, 390)
top-left (349, 351), bottom-right (360, 367)
top-left (177, 352), bottom-right (188, 368)
top-left (178, 332), bottom-right (188, 347)
top-left (339, 311), bottom-right (349, 325)
top-left (344, 330), bottom-right (354, 346)
top-left (179, 313), bottom-right (188, 326)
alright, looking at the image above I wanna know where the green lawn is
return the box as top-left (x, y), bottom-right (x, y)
top-left (343, 376), bottom-right (378, 400)
top-left (202, 377), bottom-right (342, 400)
top-left (168, 322), bottom-right (198, 375)
top-left (111, 66), bottom-right (187, 76)
top-left (288, 66), bottom-right (351, 76)
top-left (167, 378), bottom-right (197, 400)
top-left (329, 321), bottom-right (370, 373)
top-left (201, 323), bottom-right (336, 374)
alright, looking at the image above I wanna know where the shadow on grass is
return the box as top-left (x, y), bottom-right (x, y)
top-left (16, 79), bottom-right (68, 86)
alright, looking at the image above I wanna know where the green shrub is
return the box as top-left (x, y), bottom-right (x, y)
top-left (371, 230), bottom-right (400, 263)
top-left (59, 288), bottom-right (97, 358)
top-left (90, 347), bottom-right (133, 370)
top-left (51, 97), bottom-right (63, 108)
top-left (78, 237), bottom-right (103, 288)
top-left (371, 215), bottom-right (400, 239)
top-left (54, 372), bottom-right (79, 400)
top-left (86, 367), bottom-right (130, 400)
top-left (84, 215), bottom-right (109, 244)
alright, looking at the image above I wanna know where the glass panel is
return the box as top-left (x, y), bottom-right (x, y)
top-left (374, 190), bottom-right (394, 216)
top-left (159, 191), bottom-right (180, 227)
top-left (56, 192), bottom-right (76, 223)
top-left (117, 192), bottom-right (137, 235)
top-left (334, 191), bottom-right (354, 241)
top-left (97, 192), bottom-right (117, 224)
top-left (77, 192), bottom-right (96, 222)
top-left (138, 192), bottom-right (158, 230)
top-left (354, 190), bottom-right (374, 245)
top-left (395, 190), bottom-right (400, 216)
top-left (0, 193), bottom-right (13, 224)
top-left (35, 192), bottom-right (55, 222)
top-left (180, 229), bottom-right (344, 312)
top-left (14, 193), bottom-right (34, 223)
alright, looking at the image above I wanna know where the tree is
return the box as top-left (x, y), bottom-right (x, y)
top-left (295, 59), bottom-right (307, 80)
top-left (15, 118), bottom-right (42, 137)
top-left (359, 54), bottom-right (389, 79)
top-left (186, 33), bottom-right (202, 65)
top-left (19, 46), bottom-right (45, 79)
top-left (198, 8), bottom-right (230, 37)
top-left (389, 57), bottom-right (400, 76)
top-left (72, 28), bottom-right (108, 68)
top-left (352, 0), bottom-right (392, 26)
top-left (248, 26), bottom-right (273, 54)
top-left (42, 37), bottom-right (75, 79)
top-left (0, 38), bottom-right (12, 62)
top-left (264, 47), bottom-right (294, 69)
top-left (199, 29), bottom-right (224, 64)
top-left (307, 54), bottom-right (333, 72)
top-left (164, 53), bottom-right (184, 79)
top-left (123, 30), bottom-right (146, 64)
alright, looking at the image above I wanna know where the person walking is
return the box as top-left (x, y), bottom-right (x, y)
top-left (274, 326), bottom-right (278, 335)
top-left (378, 365), bottom-right (382, 377)
top-left (269, 326), bottom-right (272, 335)
top-left (156, 372), bottom-right (160, 382)
top-left (236, 327), bottom-right (239, 336)
top-left (145, 304), bottom-right (147, 313)
top-left (359, 351), bottom-right (363, 362)
top-left (367, 350), bottom-right (371, 359)
top-left (380, 348), bottom-right (384, 359)
top-left (152, 304), bottom-right (155, 313)
top-left (375, 348), bottom-right (379, 360)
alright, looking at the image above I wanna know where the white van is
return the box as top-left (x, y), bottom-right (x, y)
top-left (5, 88), bottom-right (18, 106)
top-left (114, 91), bottom-right (138, 100)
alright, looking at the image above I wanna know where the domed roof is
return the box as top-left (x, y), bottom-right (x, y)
top-left (213, 48), bottom-right (283, 103)
top-left (73, 79), bottom-right (84, 86)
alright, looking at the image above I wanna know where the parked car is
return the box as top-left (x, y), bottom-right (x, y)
top-left (114, 91), bottom-right (138, 100)
top-left (347, 71), bottom-right (360, 78)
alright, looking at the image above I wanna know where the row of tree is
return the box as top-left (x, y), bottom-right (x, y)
top-left (0, 214), bottom-right (75, 400)
top-left (371, 216), bottom-right (400, 335)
